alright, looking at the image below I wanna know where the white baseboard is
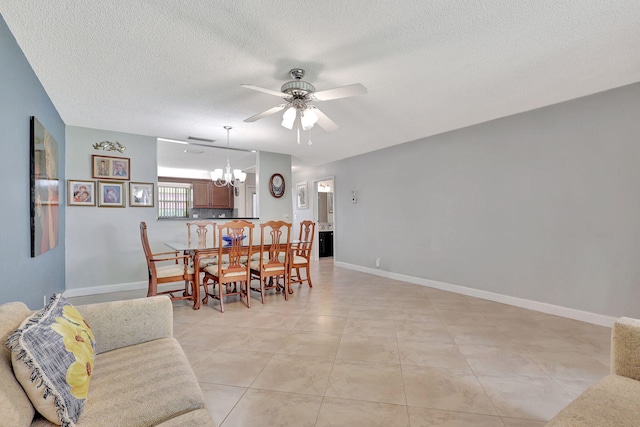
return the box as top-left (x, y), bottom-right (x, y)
top-left (334, 261), bottom-right (617, 327)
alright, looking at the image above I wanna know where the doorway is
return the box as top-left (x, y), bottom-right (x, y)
top-left (315, 177), bottom-right (334, 260)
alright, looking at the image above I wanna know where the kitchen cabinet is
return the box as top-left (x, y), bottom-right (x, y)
top-left (193, 180), bottom-right (233, 209)
top-left (319, 231), bottom-right (333, 257)
top-left (159, 177), bottom-right (233, 209)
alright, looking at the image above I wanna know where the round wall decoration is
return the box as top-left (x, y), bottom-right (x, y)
top-left (269, 173), bottom-right (285, 198)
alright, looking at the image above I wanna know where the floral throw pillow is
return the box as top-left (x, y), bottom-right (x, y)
top-left (6, 294), bottom-right (96, 426)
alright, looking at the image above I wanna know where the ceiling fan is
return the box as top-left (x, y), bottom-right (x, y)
top-left (242, 68), bottom-right (367, 137)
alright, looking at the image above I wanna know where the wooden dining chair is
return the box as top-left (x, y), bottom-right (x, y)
top-left (288, 220), bottom-right (315, 289)
top-left (186, 220), bottom-right (218, 267)
top-left (250, 221), bottom-right (292, 303)
top-left (139, 221), bottom-right (197, 307)
top-left (186, 220), bottom-right (216, 248)
top-left (198, 220), bottom-right (254, 312)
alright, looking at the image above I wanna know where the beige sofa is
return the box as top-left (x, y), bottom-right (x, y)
top-left (1, 296), bottom-right (216, 426)
top-left (546, 317), bottom-right (640, 426)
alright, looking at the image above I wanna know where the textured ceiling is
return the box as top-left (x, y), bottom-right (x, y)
top-left (2, 1), bottom-right (640, 168)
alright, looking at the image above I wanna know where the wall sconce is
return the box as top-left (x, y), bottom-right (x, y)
top-left (93, 141), bottom-right (126, 153)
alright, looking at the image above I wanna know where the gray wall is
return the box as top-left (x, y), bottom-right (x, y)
top-left (65, 126), bottom-right (159, 291)
top-left (0, 15), bottom-right (66, 308)
top-left (294, 82), bottom-right (640, 320)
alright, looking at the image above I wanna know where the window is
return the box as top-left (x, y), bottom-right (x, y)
top-left (158, 183), bottom-right (191, 218)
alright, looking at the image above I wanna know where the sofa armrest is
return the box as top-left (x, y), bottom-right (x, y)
top-left (75, 296), bottom-right (173, 354)
top-left (611, 317), bottom-right (640, 380)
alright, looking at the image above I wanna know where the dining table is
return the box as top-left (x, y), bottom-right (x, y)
top-left (163, 240), bottom-right (309, 309)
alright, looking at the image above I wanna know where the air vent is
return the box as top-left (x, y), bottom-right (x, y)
top-left (187, 136), bottom-right (215, 143)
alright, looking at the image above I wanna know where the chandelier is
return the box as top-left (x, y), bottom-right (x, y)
top-left (211, 126), bottom-right (246, 188)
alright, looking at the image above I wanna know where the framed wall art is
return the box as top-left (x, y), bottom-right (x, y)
top-left (296, 181), bottom-right (308, 209)
top-left (30, 116), bottom-right (60, 257)
top-left (98, 181), bottom-right (125, 207)
top-left (92, 154), bottom-right (130, 180)
top-left (68, 180), bottom-right (96, 206)
top-left (129, 182), bottom-right (154, 207)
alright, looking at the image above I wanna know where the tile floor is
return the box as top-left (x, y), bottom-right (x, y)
top-left (70, 258), bottom-right (611, 426)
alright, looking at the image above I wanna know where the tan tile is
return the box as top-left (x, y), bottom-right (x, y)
top-left (501, 417), bottom-right (546, 427)
top-left (476, 373), bottom-right (574, 421)
top-left (222, 388), bottom-right (322, 427)
top-left (179, 344), bottom-right (213, 368)
top-left (316, 398), bottom-right (409, 427)
top-left (457, 344), bottom-right (549, 377)
top-left (551, 377), bottom-right (599, 398)
top-left (402, 365), bottom-right (497, 415)
top-left (395, 320), bottom-right (454, 344)
top-left (293, 314), bottom-right (347, 334)
top-left (348, 304), bottom-right (394, 319)
top-left (251, 353), bottom-right (333, 395)
top-left (398, 340), bottom-right (470, 370)
top-left (336, 335), bottom-right (400, 364)
top-left (527, 350), bottom-right (609, 382)
top-left (325, 360), bottom-right (406, 405)
top-left (391, 308), bottom-right (442, 323)
top-left (342, 317), bottom-right (397, 337)
top-left (216, 328), bottom-right (286, 353)
top-left (447, 324), bottom-right (517, 347)
top-left (198, 382), bottom-right (246, 427)
top-left (276, 331), bottom-right (341, 358)
top-left (72, 260), bottom-right (612, 426)
top-left (195, 348), bottom-right (271, 387)
top-left (408, 406), bottom-right (504, 426)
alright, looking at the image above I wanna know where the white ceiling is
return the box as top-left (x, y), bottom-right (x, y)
top-left (2, 1), bottom-right (640, 168)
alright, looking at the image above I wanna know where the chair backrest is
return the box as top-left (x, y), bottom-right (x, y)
top-left (186, 220), bottom-right (216, 248)
top-left (139, 221), bottom-right (156, 275)
top-left (259, 221), bottom-right (292, 271)
top-left (216, 220), bottom-right (254, 282)
top-left (296, 220), bottom-right (316, 255)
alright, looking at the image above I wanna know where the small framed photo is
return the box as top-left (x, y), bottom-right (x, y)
top-left (129, 182), bottom-right (154, 207)
top-left (296, 181), bottom-right (308, 209)
top-left (68, 180), bottom-right (96, 206)
top-left (98, 181), bottom-right (125, 207)
top-left (92, 154), bottom-right (130, 180)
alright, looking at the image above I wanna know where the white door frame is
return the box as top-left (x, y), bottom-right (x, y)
top-left (312, 175), bottom-right (335, 261)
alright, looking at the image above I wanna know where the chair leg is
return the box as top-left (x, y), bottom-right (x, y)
top-left (202, 277), bottom-right (210, 304)
top-left (305, 264), bottom-right (313, 287)
top-left (147, 279), bottom-right (157, 297)
top-left (284, 274), bottom-right (289, 301)
top-left (219, 281), bottom-right (225, 313)
top-left (260, 278), bottom-right (266, 304)
top-left (244, 281), bottom-right (251, 309)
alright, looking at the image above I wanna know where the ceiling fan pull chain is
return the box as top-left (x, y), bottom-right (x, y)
top-left (308, 129), bottom-right (312, 146)
top-left (297, 123), bottom-right (301, 144)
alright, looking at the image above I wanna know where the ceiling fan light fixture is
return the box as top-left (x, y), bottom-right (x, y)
top-left (300, 108), bottom-right (318, 130)
top-left (281, 106), bottom-right (296, 129)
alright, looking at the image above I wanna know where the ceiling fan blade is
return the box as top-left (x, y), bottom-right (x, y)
top-left (308, 106), bottom-right (338, 132)
top-left (244, 104), bottom-right (287, 122)
top-left (241, 84), bottom-right (289, 98)
top-left (313, 83), bottom-right (367, 101)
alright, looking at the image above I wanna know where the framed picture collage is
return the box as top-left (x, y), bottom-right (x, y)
top-left (67, 154), bottom-right (154, 208)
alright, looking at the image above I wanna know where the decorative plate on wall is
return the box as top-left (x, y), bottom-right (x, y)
top-left (269, 173), bottom-right (285, 198)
